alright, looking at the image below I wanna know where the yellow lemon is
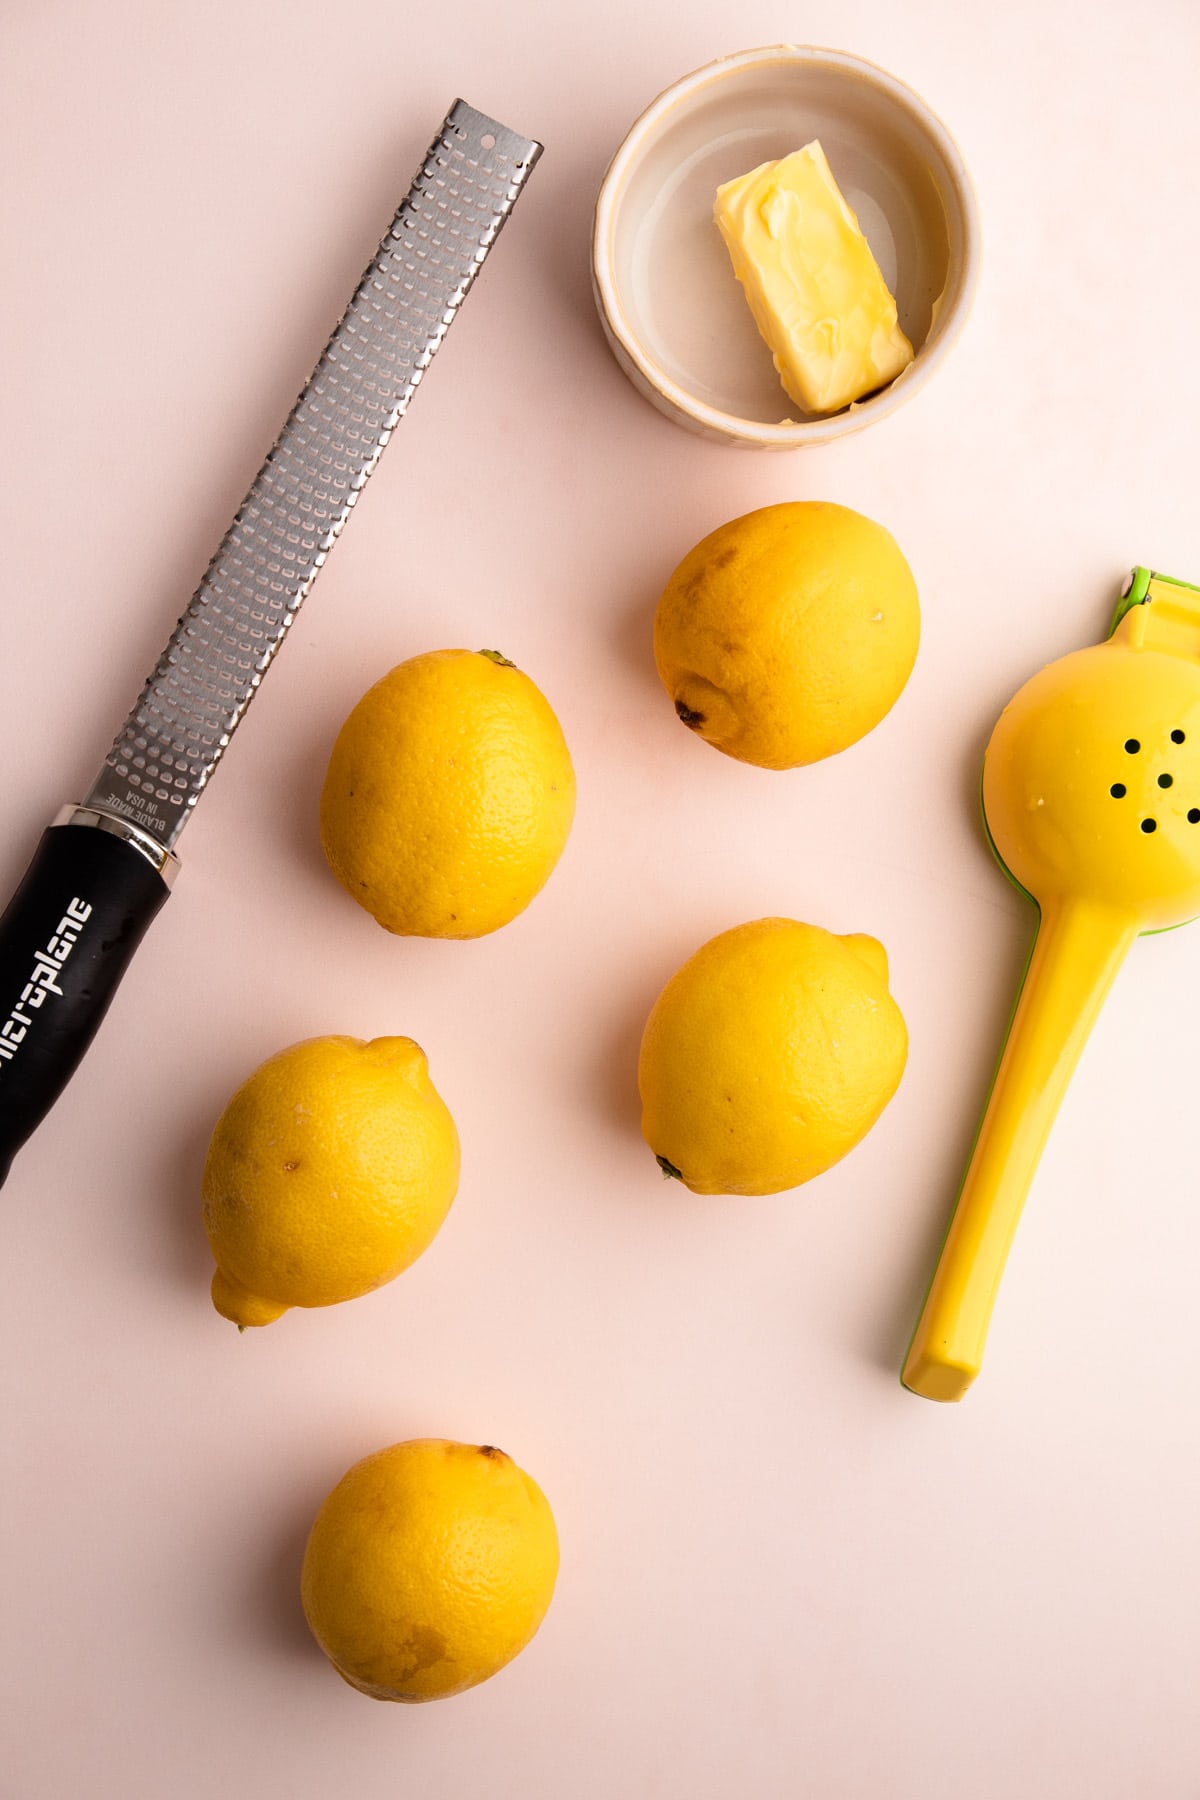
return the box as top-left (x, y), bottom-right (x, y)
top-left (301, 1438), bottom-right (559, 1703)
top-left (638, 918), bottom-right (907, 1195)
top-left (202, 1036), bottom-right (459, 1327)
top-left (320, 648), bottom-right (575, 938)
top-left (654, 502), bottom-right (919, 769)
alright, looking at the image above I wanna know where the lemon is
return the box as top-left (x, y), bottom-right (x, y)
top-left (654, 501), bottom-right (919, 769)
top-left (638, 917), bottom-right (907, 1195)
top-left (202, 1036), bottom-right (459, 1327)
top-left (320, 648), bottom-right (575, 938)
top-left (301, 1437), bottom-right (559, 1703)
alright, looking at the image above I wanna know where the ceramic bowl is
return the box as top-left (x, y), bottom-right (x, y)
top-left (592, 46), bottom-right (981, 447)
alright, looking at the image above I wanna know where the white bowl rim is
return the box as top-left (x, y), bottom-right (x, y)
top-left (592, 43), bottom-right (982, 447)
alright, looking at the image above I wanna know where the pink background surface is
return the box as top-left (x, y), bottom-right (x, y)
top-left (3, 2), bottom-right (1200, 1795)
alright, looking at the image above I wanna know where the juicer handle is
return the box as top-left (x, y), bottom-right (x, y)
top-left (902, 899), bottom-right (1138, 1402)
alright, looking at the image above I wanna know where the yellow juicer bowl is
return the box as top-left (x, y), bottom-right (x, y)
top-left (904, 568), bottom-right (1200, 1402)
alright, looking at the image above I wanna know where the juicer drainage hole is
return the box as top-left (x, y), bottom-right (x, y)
top-left (1159, 773), bottom-right (1174, 788)
top-left (1110, 783), bottom-right (1127, 798)
top-left (1190, 809), bottom-right (1200, 824)
top-left (1125, 738), bottom-right (1141, 753)
top-left (1141, 818), bottom-right (1157, 833)
top-left (1173, 730), bottom-right (1187, 743)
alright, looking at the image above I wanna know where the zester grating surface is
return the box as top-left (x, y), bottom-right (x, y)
top-left (84, 101), bottom-right (540, 849)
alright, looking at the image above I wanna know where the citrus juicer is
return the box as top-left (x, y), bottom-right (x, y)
top-left (903, 567), bottom-right (1200, 1402)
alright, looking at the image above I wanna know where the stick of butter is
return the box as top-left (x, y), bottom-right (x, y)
top-left (714, 141), bottom-right (914, 417)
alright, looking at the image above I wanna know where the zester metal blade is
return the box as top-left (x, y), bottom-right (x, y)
top-left (83, 100), bottom-right (541, 851)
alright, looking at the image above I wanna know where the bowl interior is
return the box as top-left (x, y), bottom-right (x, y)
top-left (606, 55), bottom-right (961, 427)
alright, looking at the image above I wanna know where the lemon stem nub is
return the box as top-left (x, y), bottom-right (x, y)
top-left (211, 1266), bottom-right (289, 1329)
top-left (656, 1155), bottom-right (683, 1181)
top-left (478, 649), bottom-right (516, 667)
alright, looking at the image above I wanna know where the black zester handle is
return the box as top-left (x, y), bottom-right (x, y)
top-left (0, 821), bottom-right (171, 1184)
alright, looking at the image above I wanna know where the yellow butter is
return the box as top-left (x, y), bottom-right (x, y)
top-left (714, 141), bottom-right (914, 416)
